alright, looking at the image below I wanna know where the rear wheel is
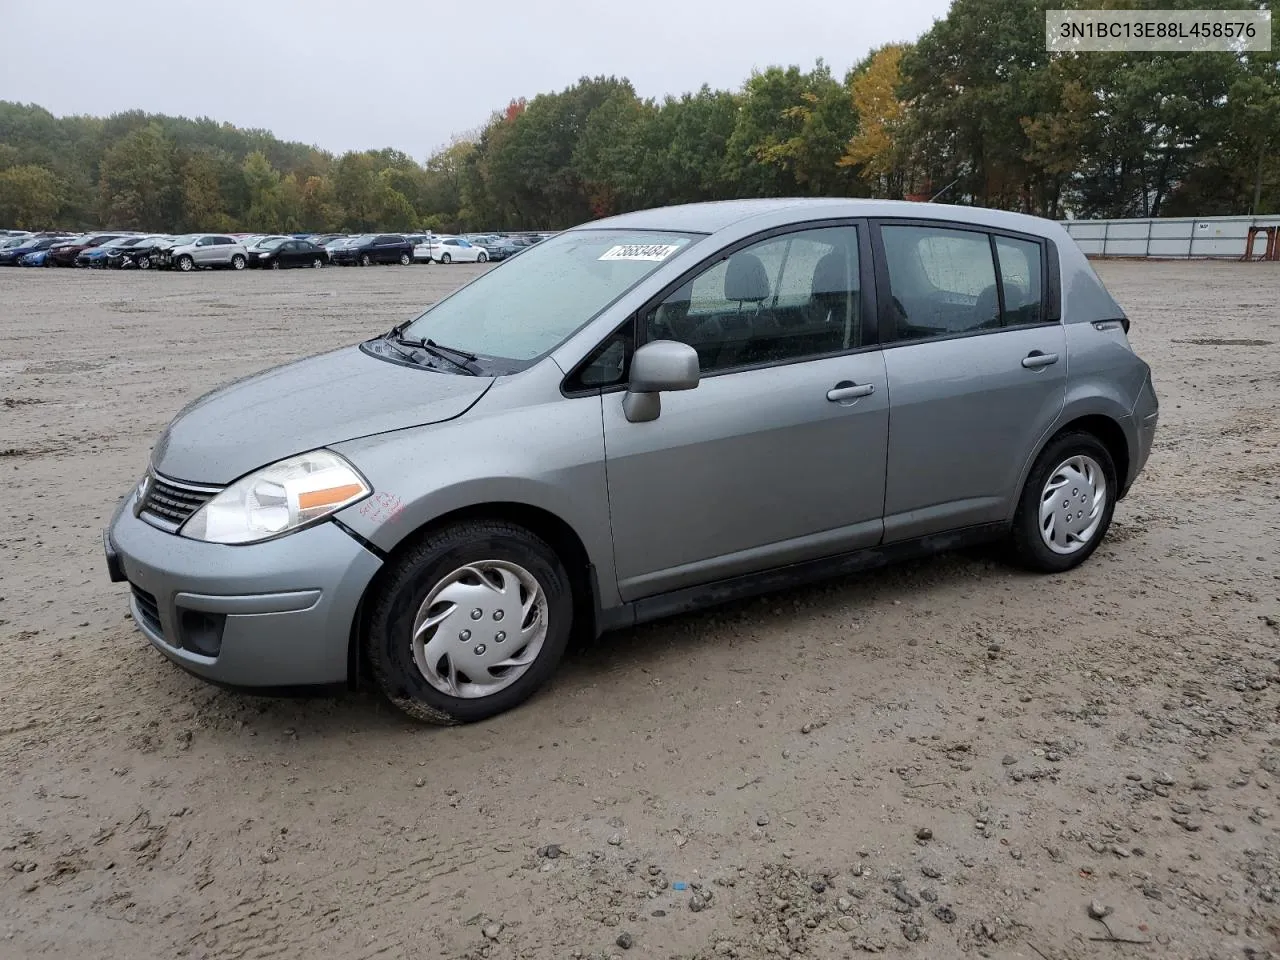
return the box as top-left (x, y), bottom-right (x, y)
top-left (231, 254), bottom-right (246, 271)
top-left (137, 256), bottom-right (151, 270)
top-left (365, 521), bottom-right (573, 724)
top-left (441, 253), bottom-right (451, 264)
top-left (177, 255), bottom-right (195, 272)
top-left (399, 252), bottom-right (411, 265)
top-left (1009, 431), bottom-right (1117, 572)
top-left (312, 257), bottom-right (324, 268)
top-left (361, 253), bottom-right (372, 267)
top-left (477, 251), bottom-right (488, 263)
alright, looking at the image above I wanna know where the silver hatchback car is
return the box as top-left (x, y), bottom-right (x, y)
top-left (106, 199), bottom-right (1158, 724)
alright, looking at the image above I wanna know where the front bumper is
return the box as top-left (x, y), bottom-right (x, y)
top-left (106, 493), bottom-right (382, 687)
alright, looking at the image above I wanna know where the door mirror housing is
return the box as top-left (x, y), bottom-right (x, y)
top-left (623, 340), bottom-right (700, 423)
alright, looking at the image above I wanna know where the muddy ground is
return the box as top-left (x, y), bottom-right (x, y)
top-left (1, 260), bottom-right (1277, 960)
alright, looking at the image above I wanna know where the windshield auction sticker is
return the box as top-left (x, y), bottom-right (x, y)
top-left (1047, 9), bottom-right (1271, 52)
top-left (599, 243), bottom-right (682, 262)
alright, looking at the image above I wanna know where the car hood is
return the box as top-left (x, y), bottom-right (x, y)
top-left (151, 344), bottom-right (495, 484)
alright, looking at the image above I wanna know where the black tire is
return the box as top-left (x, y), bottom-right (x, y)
top-left (441, 253), bottom-right (451, 264)
top-left (361, 254), bottom-right (372, 267)
top-left (365, 520), bottom-right (573, 725)
top-left (477, 251), bottom-right (487, 263)
top-left (177, 254), bottom-right (195, 272)
top-left (1009, 430), bottom-right (1117, 573)
top-left (399, 252), bottom-right (411, 265)
top-left (312, 257), bottom-right (324, 268)
top-left (231, 254), bottom-right (246, 270)
top-left (271, 259), bottom-right (281, 270)
top-left (137, 256), bottom-right (151, 270)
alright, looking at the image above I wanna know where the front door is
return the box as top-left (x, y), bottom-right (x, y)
top-left (874, 222), bottom-right (1067, 541)
top-left (602, 224), bottom-right (889, 601)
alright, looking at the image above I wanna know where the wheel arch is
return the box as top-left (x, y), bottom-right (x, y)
top-left (1015, 406), bottom-right (1136, 517)
top-left (347, 500), bottom-right (599, 688)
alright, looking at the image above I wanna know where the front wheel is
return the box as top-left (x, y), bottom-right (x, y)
top-left (1009, 431), bottom-right (1117, 573)
top-left (476, 251), bottom-right (488, 263)
top-left (137, 256), bottom-right (151, 270)
top-left (399, 252), bottom-right (411, 265)
top-left (361, 254), bottom-right (372, 267)
top-left (365, 521), bottom-right (573, 724)
top-left (231, 254), bottom-right (246, 270)
top-left (177, 255), bottom-right (195, 272)
top-left (270, 259), bottom-right (281, 270)
top-left (312, 257), bottom-right (324, 268)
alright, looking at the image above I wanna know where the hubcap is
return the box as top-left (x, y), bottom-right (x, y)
top-left (410, 561), bottom-right (548, 699)
top-left (1039, 454), bottom-right (1106, 555)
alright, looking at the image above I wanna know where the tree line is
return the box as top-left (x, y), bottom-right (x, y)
top-left (1, 0), bottom-right (1275, 234)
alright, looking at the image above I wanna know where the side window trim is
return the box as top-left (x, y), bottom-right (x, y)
top-left (561, 219), bottom-right (879, 397)
top-left (638, 218), bottom-right (878, 356)
top-left (870, 217), bottom-right (1058, 348)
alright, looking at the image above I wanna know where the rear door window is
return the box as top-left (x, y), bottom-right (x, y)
top-left (879, 224), bottom-right (1000, 341)
top-left (994, 236), bottom-right (1044, 326)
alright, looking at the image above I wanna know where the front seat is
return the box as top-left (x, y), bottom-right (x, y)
top-left (807, 250), bottom-right (857, 347)
top-left (714, 252), bottom-right (771, 368)
top-left (972, 284), bottom-right (1002, 331)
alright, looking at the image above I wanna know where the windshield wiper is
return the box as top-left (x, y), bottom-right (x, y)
top-left (392, 335), bottom-right (481, 375)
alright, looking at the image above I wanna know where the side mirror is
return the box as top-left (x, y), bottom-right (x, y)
top-left (623, 340), bottom-right (700, 423)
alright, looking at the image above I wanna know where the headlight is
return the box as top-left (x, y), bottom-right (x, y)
top-left (181, 450), bottom-right (370, 544)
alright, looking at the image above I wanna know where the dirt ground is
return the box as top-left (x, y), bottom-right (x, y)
top-left (1, 260), bottom-right (1277, 960)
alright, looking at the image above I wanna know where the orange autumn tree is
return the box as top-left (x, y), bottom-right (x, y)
top-left (840, 44), bottom-right (912, 199)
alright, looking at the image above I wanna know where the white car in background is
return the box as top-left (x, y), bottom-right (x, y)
top-left (413, 236), bottom-right (437, 263)
top-left (432, 236), bottom-right (488, 264)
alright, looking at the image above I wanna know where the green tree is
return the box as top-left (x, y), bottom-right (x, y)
top-left (0, 164), bottom-right (65, 228)
top-left (97, 123), bottom-right (179, 229)
top-left (180, 151), bottom-right (233, 231)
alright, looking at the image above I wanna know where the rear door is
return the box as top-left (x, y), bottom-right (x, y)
top-left (873, 220), bottom-right (1066, 541)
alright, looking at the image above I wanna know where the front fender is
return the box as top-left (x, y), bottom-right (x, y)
top-left (329, 391), bottom-right (619, 607)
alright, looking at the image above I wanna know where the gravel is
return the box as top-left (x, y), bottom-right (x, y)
top-left (0, 261), bottom-right (1277, 958)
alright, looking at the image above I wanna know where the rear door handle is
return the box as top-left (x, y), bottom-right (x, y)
top-left (1022, 351), bottom-right (1059, 369)
top-left (827, 382), bottom-right (875, 402)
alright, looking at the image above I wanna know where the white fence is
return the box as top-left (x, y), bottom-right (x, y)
top-left (1061, 215), bottom-right (1280, 259)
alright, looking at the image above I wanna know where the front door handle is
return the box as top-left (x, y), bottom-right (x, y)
top-left (827, 381), bottom-right (875, 402)
top-left (1022, 351), bottom-right (1059, 369)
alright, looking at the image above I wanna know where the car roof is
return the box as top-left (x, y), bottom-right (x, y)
top-left (585, 198), bottom-right (1062, 239)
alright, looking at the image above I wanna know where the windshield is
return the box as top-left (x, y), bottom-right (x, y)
top-left (399, 229), bottom-right (699, 362)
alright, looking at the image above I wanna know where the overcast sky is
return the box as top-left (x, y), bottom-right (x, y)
top-left (1, 0), bottom-right (949, 161)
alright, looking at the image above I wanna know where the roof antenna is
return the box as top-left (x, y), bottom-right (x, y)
top-left (929, 177), bottom-right (962, 203)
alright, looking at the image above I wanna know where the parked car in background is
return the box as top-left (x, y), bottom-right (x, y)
top-left (248, 236), bottom-right (329, 269)
top-left (48, 233), bottom-right (127, 267)
top-left (329, 234), bottom-right (414, 266)
top-left (18, 248), bottom-right (52, 267)
top-left (309, 233), bottom-right (346, 248)
top-left (0, 235), bottom-right (65, 265)
top-left (77, 235), bottom-right (150, 268)
top-left (413, 236), bottom-right (438, 263)
top-left (157, 234), bottom-right (248, 271)
top-left (114, 236), bottom-right (172, 270)
top-left (432, 236), bottom-right (488, 263)
top-left (473, 237), bottom-right (516, 261)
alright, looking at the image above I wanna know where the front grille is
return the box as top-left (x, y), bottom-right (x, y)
top-left (131, 585), bottom-right (163, 637)
top-left (140, 474), bottom-right (222, 529)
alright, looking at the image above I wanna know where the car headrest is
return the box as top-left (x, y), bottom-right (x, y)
top-left (811, 251), bottom-right (848, 297)
top-left (974, 284), bottom-right (1000, 326)
top-left (724, 253), bottom-right (770, 302)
